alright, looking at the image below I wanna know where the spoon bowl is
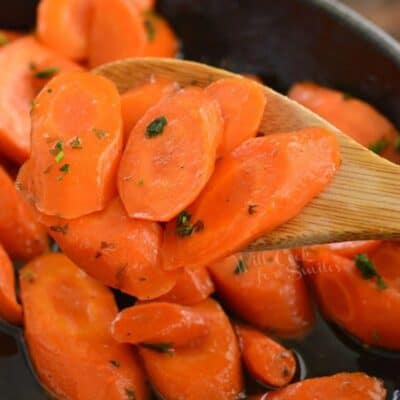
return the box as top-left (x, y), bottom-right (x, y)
top-left (95, 57), bottom-right (400, 250)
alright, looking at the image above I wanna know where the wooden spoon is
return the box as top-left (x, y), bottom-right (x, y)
top-left (94, 58), bottom-right (400, 251)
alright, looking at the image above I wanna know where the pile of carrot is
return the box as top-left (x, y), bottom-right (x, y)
top-left (0, 0), bottom-right (397, 399)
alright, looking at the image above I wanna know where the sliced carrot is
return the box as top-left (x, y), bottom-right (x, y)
top-left (139, 298), bottom-right (243, 399)
top-left (112, 302), bottom-right (208, 347)
top-left (142, 13), bottom-right (179, 58)
top-left (267, 372), bottom-right (386, 400)
top-left (0, 36), bottom-right (81, 164)
top-left (209, 251), bottom-right (314, 336)
top-left (0, 244), bottom-right (22, 324)
top-left (306, 240), bottom-right (382, 259)
top-left (37, 0), bottom-right (93, 61)
top-left (205, 77), bottom-right (266, 154)
top-left (89, 0), bottom-right (147, 67)
top-left (30, 70), bottom-right (122, 218)
top-left (0, 165), bottom-right (48, 261)
top-left (41, 197), bottom-right (176, 300)
top-left (0, 30), bottom-right (23, 46)
top-left (288, 82), bottom-right (400, 163)
top-left (20, 252), bottom-right (149, 399)
top-left (236, 324), bottom-right (296, 387)
top-left (162, 128), bottom-right (340, 270)
top-left (132, 0), bottom-right (155, 11)
top-left (121, 77), bottom-right (176, 140)
top-left (158, 266), bottom-right (214, 305)
top-left (300, 248), bottom-right (400, 350)
top-left (242, 74), bottom-right (263, 84)
top-left (118, 87), bottom-right (223, 221)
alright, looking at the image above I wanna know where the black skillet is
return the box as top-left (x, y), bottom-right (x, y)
top-left (0, 0), bottom-right (399, 398)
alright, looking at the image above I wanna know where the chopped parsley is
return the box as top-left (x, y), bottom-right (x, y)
top-left (146, 116), bottom-right (168, 138)
top-left (248, 204), bottom-right (258, 215)
top-left (175, 210), bottom-right (204, 237)
top-left (34, 67), bottom-right (59, 79)
top-left (0, 32), bottom-right (9, 46)
top-left (93, 128), bottom-right (108, 139)
top-left (59, 164), bottom-right (70, 173)
top-left (141, 342), bottom-right (174, 356)
top-left (50, 140), bottom-right (64, 163)
top-left (109, 360), bottom-right (120, 368)
top-left (368, 138), bottom-right (388, 155)
top-left (355, 253), bottom-right (387, 290)
top-left (70, 136), bottom-right (82, 149)
top-left (144, 18), bottom-right (156, 42)
top-left (234, 258), bottom-right (247, 275)
top-left (22, 269), bottom-right (35, 283)
top-left (49, 224), bottom-right (68, 235)
top-left (125, 388), bottom-right (136, 400)
top-left (395, 136), bottom-right (400, 152)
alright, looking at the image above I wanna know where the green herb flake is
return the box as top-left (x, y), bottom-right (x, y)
top-left (22, 269), bottom-right (36, 283)
top-left (175, 211), bottom-right (204, 237)
top-left (125, 388), bottom-right (136, 400)
top-left (59, 164), bottom-right (70, 173)
top-left (49, 224), bottom-right (68, 235)
top-left (34, 67), bottom-right (59, 79)
top-left (368, 138), bottom-right (388, 155)
top-left (342, 92), bottom-right (353, 100)
top-left (146, 116), bottom-right (167, 138)
top-left (141, 342), bottom-right (174, 356)
top-left (248, 204), bottom-right (257, 215)
top-left (0, 32), bottom-right (9, 46)
top-left (355, 253), bottom-right (387, 290)
top-left (93, 128), bottom-right (108, 139)
top-left (70, 136), bottom-right (82, 149)
top-left (109, 360), bottom-right (120, 368)
top-left (144, 18), bottom-right (156, 42)
top-left (50, 140), bottom-right (65, 163)
top-left (234, 258), bottom-right (247, 275)
top-left (395, 136), bottom-right (400, 152)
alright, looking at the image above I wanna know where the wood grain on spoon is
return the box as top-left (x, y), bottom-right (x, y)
top-left (94, 58), bottom-right (400, 250)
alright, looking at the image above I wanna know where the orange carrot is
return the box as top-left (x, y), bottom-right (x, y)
top-left (139, 298), bottom-right (243, 399)
top-left (162, 128), bottom-right (340, 270)
top-left (30, 70), bottom-right (122, 218)
top-left (132, 0), bottom-right (155, 11)
top-left (0, 30), bottom-right (23, 46)
top-left (112, 302), bottom-right (208, 347)
top-left (236, 324), bottom-right (296, 387)
top-left (0, 165), bottom-right (48, 261)
top-left (288, 82), bottom-right (400, 163)
top-left (118, 87), bottom-right (223, 221)
top-left (306, 240), bottom-right (382, 259)
top-left (205, 77), bottom-right (266, 154)
top-left (121, 77), bottom-right (176, 140)
top-left (242, 74), bottom-right (263, 83)
top-left (37, 0), bottom-right (93, 60)
top-left (40, 197), bottom-right (177, 300)
top-left (0, 36), bottom-right (81, 164)
top-left (20, 252), bottom-right (149, 399)
top-left (142, 13), bottom-right (179, 58)
top-left (158, 266), bottom-right (214, 305)
top-left (89, 0), bottom-right (147, 67)
top-left (209, 251), bottom-right (314, 336)
top-left (267, 372), bottom-right (386, 400)
top-left (0, 244), bottom-right (22, 324)
top-left (300, 247), bottom-right (400, 349)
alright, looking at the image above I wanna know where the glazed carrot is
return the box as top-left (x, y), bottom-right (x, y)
top-left (209, 251), bottom-right (314, 336)
top-left (236, 325), bottom-right (295, 387)
top-left (307, 240), bottom-right (382, 259)
top-left (267, 372), bottom-right (386, 400)
top-left (37, 0), bottom-right (93, 60)
top-left (0, 36), bottom-right (81, 164)
top-left (162, 128), bottom-right (340, 270)
top-left (112, 302), bottom-right (208, 346)
top-left (139, 299), bottom-right (243, 399)
top-left (89, 0), bottom-right (147, 67)
top-left (41, 197), bottom-right (176, 300)
top-left (121, 77), bottom-right (176, 140)
top-left (0, 165), bottom-right (48, 261)
top-left (0, 244), bottom-right (22, 324)
top-left (300, 248), bottom-right (400, 349)
top-left (205, 77), bottom-right (266, 154)
top-left (142, 13), bottom-right (179, 58)
top-left (118, 87), bottom-right (223, 221)
top-left (20, 253), bottom-right (149, 400)
top-left (133, 0), bottom-right (154, 11)
top-left (0, 30), bottom-right (23, 46)
top-left (242, 74), bottom-right (263, 83)
top-left (30, 70), bottom-right (122, 218)
top-left (288, 82), bottom-right (400, 163)
top-left (158, 266), bottom-right (214, 305)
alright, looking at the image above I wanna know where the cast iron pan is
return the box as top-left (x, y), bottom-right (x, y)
top-left (0, 0), bottom-right (399, 398)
